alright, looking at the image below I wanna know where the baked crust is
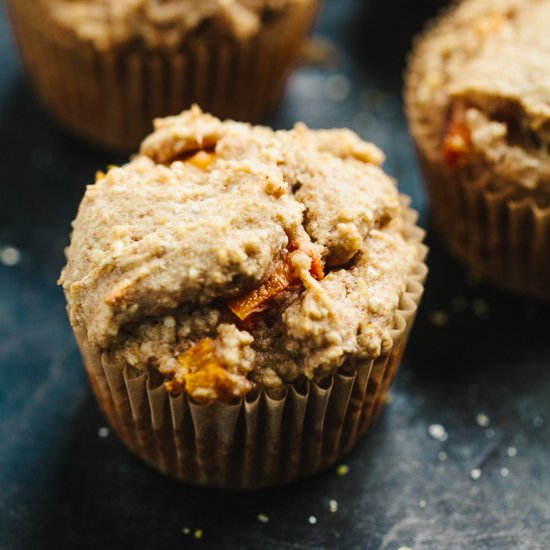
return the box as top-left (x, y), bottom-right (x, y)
top-left (60, 107), bottom-right (420, 399)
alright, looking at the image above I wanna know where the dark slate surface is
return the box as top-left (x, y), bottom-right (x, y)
top-left (1, 1), bottom-right (549, 549)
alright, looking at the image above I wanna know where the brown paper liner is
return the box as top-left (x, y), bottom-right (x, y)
top-left (6, 0), bottom-right (319, 151)
top-left (73, 205), bottom-right (427, 489)
top-left (415, 149), bottom-right (550, 301)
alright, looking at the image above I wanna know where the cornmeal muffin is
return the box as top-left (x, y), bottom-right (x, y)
top-left (7, 0), bottom-right (319, 150)
top-left (406, 0), bottom-right (550, 300)
top-left (60, 107), bottom-right (427, 488)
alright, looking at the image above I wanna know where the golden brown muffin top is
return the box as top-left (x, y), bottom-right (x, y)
top-left (60, 107), bottom-right (419, 402)
top-left (407, 0), bottom-right (550, 192)
top-left (39, 0), bottom-right (309, 49)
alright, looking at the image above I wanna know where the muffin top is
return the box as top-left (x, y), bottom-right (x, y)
top-left (60, 107), bottom-right (419, 402)
top-left (39, 0), bottom-right (308, 49)
top-left (407, 0), bottom-right (550, 192)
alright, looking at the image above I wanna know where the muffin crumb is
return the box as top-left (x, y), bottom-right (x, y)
top-left (428, 424), bottom-right (448, 442)
top-left (0, 246), bottom-right (21, 267)
top-left (257, 513), bottom-right (269, 524)
top-left (470, 468), bottom-right (482, 481)
top-left (336, 464), bottom-right (349, 477)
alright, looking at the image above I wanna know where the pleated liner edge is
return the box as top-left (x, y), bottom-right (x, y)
top-left (416, 151), bottom-right (550, 301)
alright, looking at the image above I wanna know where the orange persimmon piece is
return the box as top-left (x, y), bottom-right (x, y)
top-left (444, 104), bottom-right (472, 168)
top-left (179, 363), bottom-right (249, 403)
top-left (291, 239), bottom-right (324, 281)
top-left (227, 260), bottom-right (295, 321)
top-left (165, 338), bottom-right (216, 395)
top-left (185, 150), bottom-right (216, 170)
top-left (476, 14), bottom-right (509, 36)
top-left (164, 338), bottom-right (251, 402)
top-left (227, 243), bottom-right (324, 322)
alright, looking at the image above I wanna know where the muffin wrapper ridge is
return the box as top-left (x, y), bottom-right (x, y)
top-left (417, 150), bottom-right (550, 301)
top-left (7, 0), bottom-right (319, 151)
top-left (74, 205), bottom-right (427, 489)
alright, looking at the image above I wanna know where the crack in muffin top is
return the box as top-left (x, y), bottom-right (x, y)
top-left (38, 0), bottom-right (309, 49)
top-left (60, 106), bottom-right (417, 399)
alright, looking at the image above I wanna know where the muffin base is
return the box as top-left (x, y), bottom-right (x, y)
top-left (418, 151), bottom-right (550, 301)
top-left (7, 0), bottom-right (320, 151)
top-left (73, 204), bottom-right (427, 489)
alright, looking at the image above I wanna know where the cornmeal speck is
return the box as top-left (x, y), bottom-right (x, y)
top-left (336, 464), bottom-right (349, 477)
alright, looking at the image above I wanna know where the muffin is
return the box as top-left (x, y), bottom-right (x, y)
top-left (406, 0), bottom-right (550, 300)
top-left (7, 0), bottom-right (319, 151)
top-left (59, 107), bottom-right (427, 489)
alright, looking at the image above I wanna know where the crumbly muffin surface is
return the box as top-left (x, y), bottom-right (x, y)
top-left (61, 107), bottom-right (418, 401)
top-left (38, 0), bottom-right (308, 49)
top-left (407, 0), bottom-right (550, 193)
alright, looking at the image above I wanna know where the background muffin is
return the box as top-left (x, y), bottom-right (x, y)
top-left (60, 107), bottom-right (427, 489)
top-left (7, 0), bottom-right (319, 151)
top-left (406, 0), bottom-right (550, 300)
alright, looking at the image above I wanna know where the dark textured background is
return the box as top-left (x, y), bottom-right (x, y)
top-left (1, 1), bottom-right (549, 548)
